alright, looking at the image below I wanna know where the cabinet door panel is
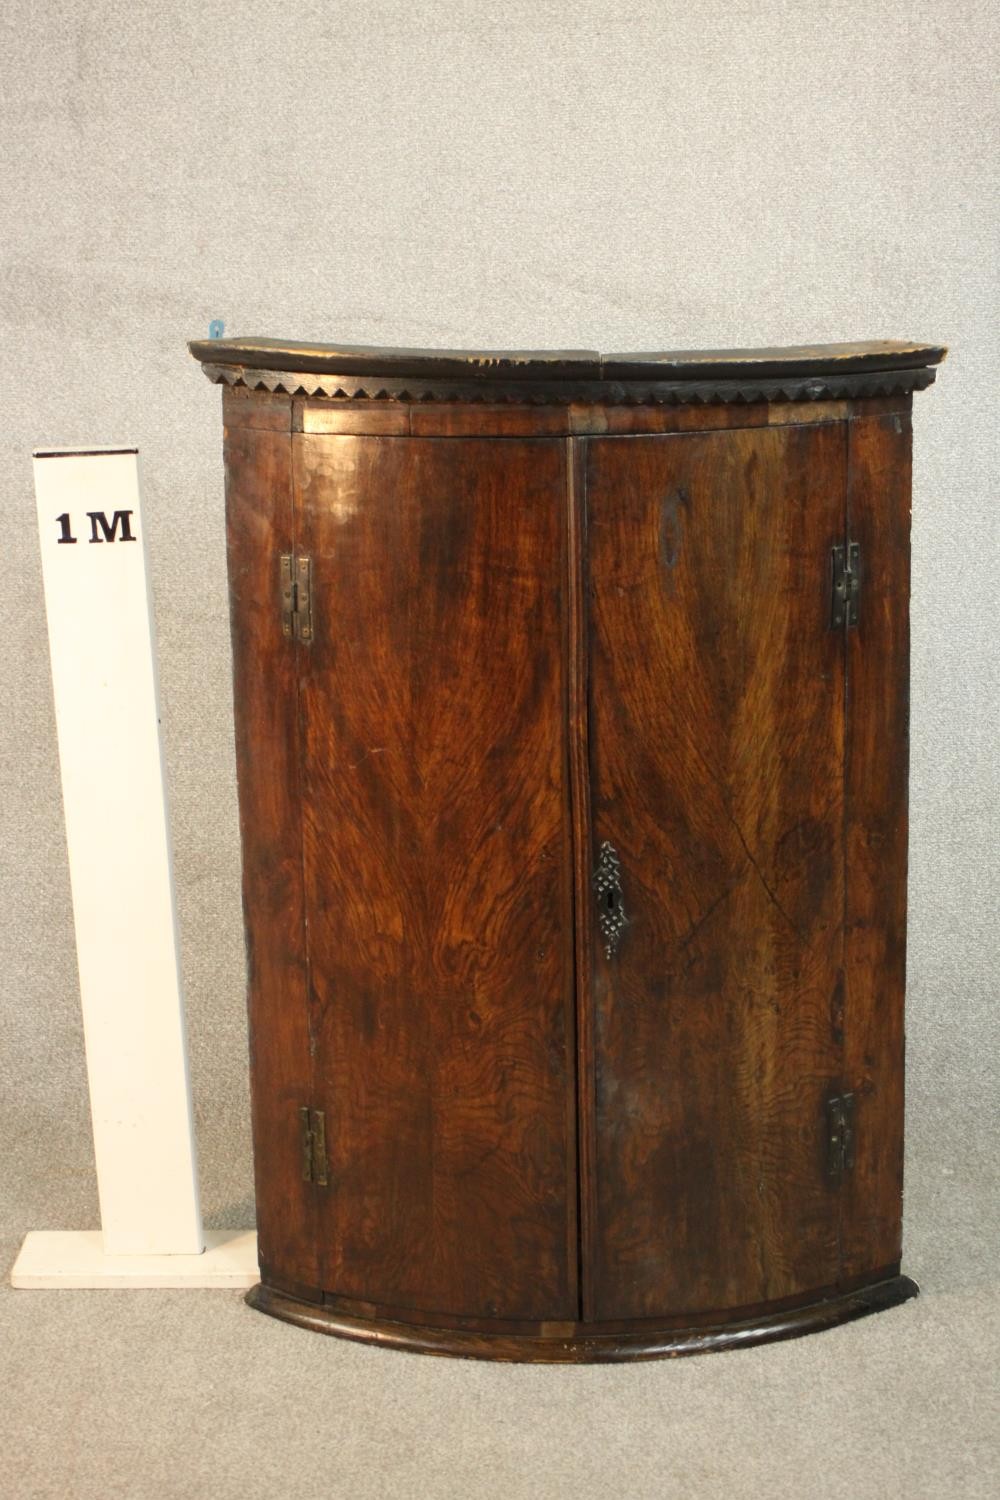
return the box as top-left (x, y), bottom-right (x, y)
top-left (585, 425), bottom-right (846, 1320)
top-left (294, 435), bottom-right (577, 1320)
top-left (841, 412), bottom-right (911, 1277)
top-left (224, 418), bottom-right (320, 1291)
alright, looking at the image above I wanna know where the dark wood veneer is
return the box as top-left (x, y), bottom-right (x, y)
top-left (195, 339), bottom-right (943, 1362)
top-left (585, 423), bottom-right (847, 1320)
top-left (247, 1275), bottom-right (919, 1362)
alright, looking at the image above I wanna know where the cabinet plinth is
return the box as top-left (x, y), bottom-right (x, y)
top-left (192, 337), bottom-right (945, 1361)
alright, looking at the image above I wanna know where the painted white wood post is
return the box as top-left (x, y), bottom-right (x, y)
top-left (11, 448), bottom-right (257, 1289)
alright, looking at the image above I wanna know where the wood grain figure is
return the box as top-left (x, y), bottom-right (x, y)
top-left (194, 338), bottom-right (945, 1360)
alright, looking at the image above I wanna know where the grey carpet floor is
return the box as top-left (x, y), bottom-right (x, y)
top-left (3, 1097), bottom-right (998, 1500)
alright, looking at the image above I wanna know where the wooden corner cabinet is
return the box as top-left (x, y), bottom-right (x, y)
top-left (191, 335), bottom-right (946, 1361)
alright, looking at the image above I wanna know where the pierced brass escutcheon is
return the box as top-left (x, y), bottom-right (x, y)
top-left (593, 841), bottom-right (627, 959)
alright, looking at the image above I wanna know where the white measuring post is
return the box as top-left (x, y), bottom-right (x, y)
top-left (11, 447), bottom-right (257, 1289)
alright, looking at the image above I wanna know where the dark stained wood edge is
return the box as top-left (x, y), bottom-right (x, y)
top-left (836, 414), bottom-right (851, 1280)
top-left (566, 436), bottom-right (596, 1322)
top-left (191, 336), bottom-right (945, 382)
top-left (192, 337), bottom-right (602, 379)
top-left (245, 1275), bottom-right (919, 1362)
top-left (558, 441), bottom-right (583, 1313)
top-left (289, 431), bottom-right (317, 1133)
top-left (840, 410), bottom-right (913, 1278)
top-left (195, 362), bottom-right (940, 409)
top-left (603, 341), bottom-right (946, 381)
top-left (224, 424), bottom-right (320, 1288)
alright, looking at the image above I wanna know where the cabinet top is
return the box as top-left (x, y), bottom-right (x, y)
top-left (189, 337), bottom-right (946, 406)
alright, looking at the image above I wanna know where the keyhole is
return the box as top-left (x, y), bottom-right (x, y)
top-left (606, 890), bottom-right (617, 912)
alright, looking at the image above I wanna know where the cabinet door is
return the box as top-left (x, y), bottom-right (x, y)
top-left (294, 434), bottom-right (577, 1321)
top-left (584, 424), bottom-right (847, 1321)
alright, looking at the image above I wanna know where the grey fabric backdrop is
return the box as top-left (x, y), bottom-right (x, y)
top-left (1, 3), bottom-right (997, 1497)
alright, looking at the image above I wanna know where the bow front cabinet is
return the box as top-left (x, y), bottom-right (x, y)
top-left (191, 336), bottom-right (945, 1361)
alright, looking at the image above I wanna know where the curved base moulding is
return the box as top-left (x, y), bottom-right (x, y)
top-left (246, 1275), bottom-right (919, 1363)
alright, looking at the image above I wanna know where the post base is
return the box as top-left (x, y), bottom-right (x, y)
top-left (10, 1229), bottom-right (259, 1289)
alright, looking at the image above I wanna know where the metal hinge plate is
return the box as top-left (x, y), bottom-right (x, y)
top-left (831, 542), bottom-right (861, 629)
top-left (280, 553), bottom-right (313, 643)
top-left (299, 1106), bottom-right (328, 1187)
top-left (826, 1092), bottom-right (855, 1178)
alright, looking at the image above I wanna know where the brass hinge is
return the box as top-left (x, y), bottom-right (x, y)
top-left (830, 542), bottom-right (861, 629)
top-left (280, 554), bottom-right (313, 643)
top-left (299, 1106), bottom-right (328, 1187)
top-left (826, 1092), bottom-right (855, 1178)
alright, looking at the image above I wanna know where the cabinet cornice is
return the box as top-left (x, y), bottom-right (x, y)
top-left (192, 337), bottom-right (945, 408)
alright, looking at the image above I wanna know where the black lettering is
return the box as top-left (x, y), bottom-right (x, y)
top-left (55, 512), bottom-right (77, 544)
top-left (87, 510), bottom-right (136, 544)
